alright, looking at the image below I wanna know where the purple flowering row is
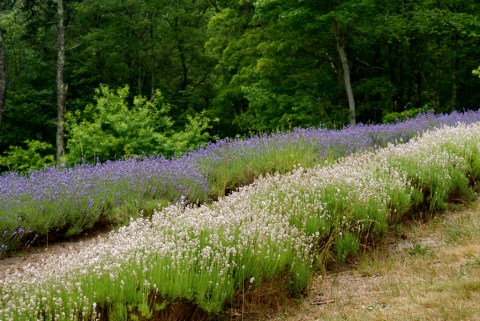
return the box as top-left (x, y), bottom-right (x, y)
top-left (1, 110), bottom-right (479, 255)
top-left (188, 110), bottom-right (480, 193)
top-left (0, 156), bottom-right (209, 254)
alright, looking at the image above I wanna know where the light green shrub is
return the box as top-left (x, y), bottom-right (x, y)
top-left (0, 140), bottom-right (55, 173)
top-left (66, 85), bottom-right (216, 164)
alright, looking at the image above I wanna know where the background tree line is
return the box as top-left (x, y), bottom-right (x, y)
top-left (0, 0), bottom-right (479, 170)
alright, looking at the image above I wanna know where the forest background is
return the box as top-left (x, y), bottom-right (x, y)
top-left (0, 0), bottom-right (479, 171)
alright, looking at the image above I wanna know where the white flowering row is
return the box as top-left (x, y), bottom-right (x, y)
top-left (1, 122), bottom-right (479, 320)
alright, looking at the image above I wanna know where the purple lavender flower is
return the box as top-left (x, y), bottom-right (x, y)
top-left (0, 110), bottom-right (479, 251)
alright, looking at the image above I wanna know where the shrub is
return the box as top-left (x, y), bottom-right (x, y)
top-left (382, 104), bottom-right (434, 124)
top-left (2, 122), bottom-right (480, 320)
top-left (0, 140), bottom-right (55, 173)
top-left (66, 85), bottom-right (215, 164)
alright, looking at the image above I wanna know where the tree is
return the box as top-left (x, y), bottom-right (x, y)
top-left (207, 0), bottom-right (372, 130)
top-left (207, 0), bottom-right (480, 131)
top-left (2, 0), bottom-right (71, 164)
top-left (71, 0), bottom-right (216, 126)
top-left (56, 0), bottom-right (67, 165)
top-left (0, 2), bottom-right (57, 151)
top-left (0, 29), bottom-right (6, 130)
top-left (205, 1), bottom-right (258, 134)
top-left (333, 20), bottom-right (355, 125)
top-left (206, 0), bottom-right (340, 133)
top-left (0, 0), bottom-right (15, 131)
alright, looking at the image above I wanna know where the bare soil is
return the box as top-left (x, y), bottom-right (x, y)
top-left (0, 227), bottom-right (110, 279)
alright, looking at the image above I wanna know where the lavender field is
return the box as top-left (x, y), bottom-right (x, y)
top-left (1, 111), bottom-right (480, 256)
top-left (0, 119), bottom-right (479, 320)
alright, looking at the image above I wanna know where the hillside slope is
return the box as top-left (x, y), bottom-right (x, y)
top-left (270, 199), bottom-right (480, 321)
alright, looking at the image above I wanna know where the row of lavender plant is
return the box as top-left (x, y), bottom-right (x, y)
top-left (1, 111), bottom-right (480, 254)
top-left (1, 122), bottom-right (479, 320)
top-left (189, 110), bottom-right (480, 197)
top-left (0, 158), bottom-right (209, 253)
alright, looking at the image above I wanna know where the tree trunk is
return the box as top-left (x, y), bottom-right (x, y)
top-left (450, 48), bottom-right (457, 111)
top-left (178, 41), bottom-right (188, 92)
top-left (0, 29), bottom-right (6, 130)
top-left (334, 22), bottom-right (356, 125)
top-left (150, 28), bottom-right (156, 98)
top-left (56, 0), bottom-right (67, 166)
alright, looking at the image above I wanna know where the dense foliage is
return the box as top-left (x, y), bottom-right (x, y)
top-left (66, 85), bottom-right (215, 164)
top-left (0, 1), bottom-right (479, 318)
top-left (0, 0), bottom-right (479, 163)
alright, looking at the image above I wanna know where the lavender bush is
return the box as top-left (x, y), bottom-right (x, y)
top-left (1, 111), bottom-right (479, 255)
top-left (1, 122), bottom-right (479, 320)
top-left (190, 110), bottom-right (480, 196)
top-left (0, 157), bottom-right (209, 253)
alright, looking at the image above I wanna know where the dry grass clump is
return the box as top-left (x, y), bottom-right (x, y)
top-left (225, 272), bottom-right (301, 321)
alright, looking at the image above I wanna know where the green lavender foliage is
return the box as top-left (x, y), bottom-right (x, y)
top-left (1, 122), bottom-right (480, 320)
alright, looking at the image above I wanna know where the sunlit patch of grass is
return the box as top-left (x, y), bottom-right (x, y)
top-left (407, 244), bottom-right (429, 256)
top-left (357, 251), bottom-right (395, 277)
top-left (444, 211), bottom-right (480, 245)
top-left (464, 257), bottom-right (480, 269)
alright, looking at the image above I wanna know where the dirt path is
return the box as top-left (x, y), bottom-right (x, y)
top-left (0, 229), bottom-right (110, 279)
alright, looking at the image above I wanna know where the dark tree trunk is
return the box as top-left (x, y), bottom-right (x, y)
top-left (0, 29), bottom-right (6, 130)
top-left (334, 22), bottom-right (356, 125)
top-left (56, 0), bottom-right (67, 165)
top-left (178, 42), bottom-right (188, 92)
top-left (450, 49), bottom-right (457, 111)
